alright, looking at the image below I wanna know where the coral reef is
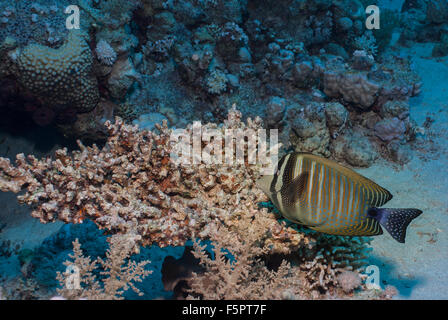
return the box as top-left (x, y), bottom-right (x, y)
top-left (0, 107), bottom-right (297, 250)
top-left (55, 235), bottom-right (151, 300)
top-left (0, 1), bottom-right (68, 47)
top-left (186, 225), bottom-right (303, 300)
top-left (0, 0), bottom-right (424, 167)
top-left (0, 107), bottom-right (383, 298)
top-left (330, 130), bottom-right (378, 167)
top-left (336, 271), bottom-right (362, 293)
top-left (400, 0), bottom-right (448, 48)
top-left (289, 103), bottom-right (332, 157)
top-left (11, 30), bottom-right (99, 113)
top-left (0, 0), bottom-right (434, 301)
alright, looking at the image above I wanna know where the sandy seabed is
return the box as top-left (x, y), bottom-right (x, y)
top-left (358, 43), bottom-right (448, 299)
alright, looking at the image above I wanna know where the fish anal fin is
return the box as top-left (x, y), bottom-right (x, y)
top-left (351, 219), bottom-right (383, 236)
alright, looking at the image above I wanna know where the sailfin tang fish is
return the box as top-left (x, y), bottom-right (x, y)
top-left (257, 152), bottom-right (422, 243)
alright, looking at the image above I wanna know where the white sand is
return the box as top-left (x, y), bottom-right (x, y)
top-left (357, 43), bottom-right (448, 299)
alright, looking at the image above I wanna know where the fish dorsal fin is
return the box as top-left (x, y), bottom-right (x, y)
top-left (281, 171), bottom-right (309, 207)
top-left (297, 152), bottom-right (393, 206)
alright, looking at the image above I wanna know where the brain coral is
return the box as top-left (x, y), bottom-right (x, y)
top-left (13, 30), bottom-right (99, 113)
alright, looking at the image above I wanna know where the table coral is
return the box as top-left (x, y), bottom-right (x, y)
top-left (0, 106), bottom-right (299, 251)
top-left (11, 30), bottom-right (99, 113)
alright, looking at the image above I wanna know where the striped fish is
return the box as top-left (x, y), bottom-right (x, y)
top-left (257, 152), bottom-right (422, 243)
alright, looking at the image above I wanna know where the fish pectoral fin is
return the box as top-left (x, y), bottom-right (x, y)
top-left (282, 171), bottom-right (309, 206)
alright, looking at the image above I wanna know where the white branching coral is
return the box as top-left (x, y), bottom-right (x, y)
top-left (205, 69), bottom-right (228, 94)
top-left (56, 234), bottom-right (151, 300)
top-left (354, 31), bottom-right (378, 57)
top-left (187, 224), bottom-right (303, 300)
top-left (96, 39), bottom-right (117, 66)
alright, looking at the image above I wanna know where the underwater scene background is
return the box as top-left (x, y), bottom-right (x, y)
top-left (0, 0), bottom-right (446, 300)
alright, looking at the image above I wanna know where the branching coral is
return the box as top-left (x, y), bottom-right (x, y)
top-left (182, 213), bottom-right (373, 299)
top-left (187, 224), bottom-right (303, 300)
top-left (0, 106), bottom-right (379, 298)
top-left (293, 227), bottom-right (372, 292)
top-left (142, 36), bottom-right (176, 61)
top-left (204, 68), bottom-right (228, 94)
top-left (0, 106), bottom-right (299, 251)
top-left (353, 31), bottom-right (378, 57)
top-left (55, 234), bottom-right (151, 300)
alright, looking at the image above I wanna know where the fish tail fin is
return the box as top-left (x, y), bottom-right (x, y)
top-left (368, 208), bottom-right (422, 243)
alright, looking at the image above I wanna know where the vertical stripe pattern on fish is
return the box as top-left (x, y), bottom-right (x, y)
top-left (256, 152), bottom-right (423, 243)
